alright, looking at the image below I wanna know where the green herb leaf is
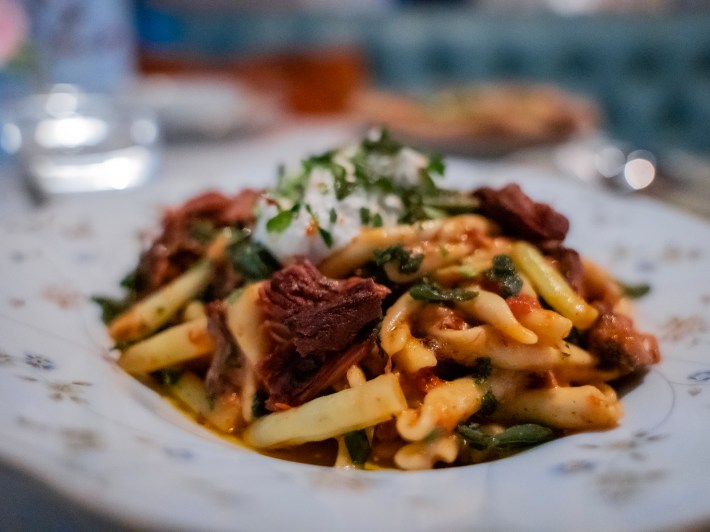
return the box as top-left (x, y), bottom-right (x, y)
top-left (91, 295), bottom-right (133, 324)
top-left (266, 204), bottom-right (299, 234)
top-left (226, 235), bottom-right (281, 282)
top-left (620, 282), bottom-right (651, 299)
top-left (274, 166), bottom-right (310, 203)
top-left (333, 170), bottom-right (356, 200)
top-left (344, 429), bottom-right (371, 467)
top-left (455, 423), bottom-right (493, 450)
top-left (329, 208), bottom-right (338, 224)
top-left (361, 128), bottom-right (402, 155)
top-left (456, 422), bottom-right (556, 452)
top-left (304, 204), bottom-right (333, 247)
top-left (410, 277), bottom-right (478, 303)
top-left (119, 269), bottom-right (138, 291)
top-left (479, 390), bottom-right (498, 416)
top-left (427, 153), bottom-right (446, 176)
top-left (484, 255), bottom-right (523, 298)
top-left (251, 390), bottom-right (270, 418)
top-left (319, 226), bottom-right (334, 248)
top-left (492, 424), bottom-right (556, 451)
top-left (373, 243), bottom-right (424, 275)
top-left (471, 357), bottom-right (493, 382)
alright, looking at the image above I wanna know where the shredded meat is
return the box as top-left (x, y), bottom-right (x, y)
top-left (135, 189), bottom-right (260, 295)
top-left (257, 258), bottom-right (390, 409)
top-left (473, 183), bottom-right (569, 242)
top-left (584, 310), bottom-right (661, 375)
top-left (204, 300), bottom-right (245, 399)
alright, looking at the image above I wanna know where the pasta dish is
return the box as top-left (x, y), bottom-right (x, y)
top-left (96, 130), bottom-right (660, 470)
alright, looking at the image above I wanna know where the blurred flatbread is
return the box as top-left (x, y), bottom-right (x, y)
top-left (351, 83), bottom-right (600, 157)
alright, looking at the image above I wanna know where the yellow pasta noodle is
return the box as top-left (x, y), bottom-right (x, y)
top-left (493, 383), bottom-right (622, 430)
top-left (109, 259), bottom-right (214, 344)
top-left (456, 289), bottom-right (538, 344)
top-left (394, 433), bottom-right (461, 471)
top-left (118, 316), bottom-right (212, 374)
top-left (396, 377), bottom-right (483, 442)
top-left (244, 374), bottom-right (407, 449)
top-left (165, 371), bottom-right (243, 433)
top-left (380, 292), bottom-right (438, 373)
top-left (511, 241), bottom-right (598, 329)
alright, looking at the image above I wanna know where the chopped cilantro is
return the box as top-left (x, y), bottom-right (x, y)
top-left (302, 151), bottom-right (352, 200)
top-left (329, 208), bottom-right (338, 224)
top-left (479, 390), bottom-right (498, 416)
top-left (226, 233), bottom-right (281, 281)
top-left (273, 167), bottom-right (309, 203)
top-left (361, 207), bottom-right (384, 227)
top-left (471, 357), bottom-right (493, 382)
top-left (91, 295), bottom-right (132, 324)
top-left (419, 168), bottom-right (439, 195)
top-left (318, 226), bottom-right (333, 247)
top-left (304, 204), bottom-right (334, 248)
top-left (333, 171), bottom-right (356, 200)
top-left (266, 203), bottom-right (299, 234)
top-left (426, 152), bottom-right (446, 176)
top-left (361, 128), bottom-right (402, 155)
top-left (92, 267), bottom-right (139, 323)
top-left (620, 282), bottom-right (651, 299)
top-left (373, 244), bottom-right (424, 275)
top-left (344, 429), bottom-right (370, 467)
top-left (119, 269), bottom-right (138, 291)
top-left (484, 255), bottom-right (523, 298)
top-left (410, 277), bottom-right (478, 303)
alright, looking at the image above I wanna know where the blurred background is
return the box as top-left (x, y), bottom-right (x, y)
top-left (130, 0), bottom-right (710, 155)
top-left (0, 0), bottom-right (708, 208)
top-left (3, 0), bottom-right (708, 149)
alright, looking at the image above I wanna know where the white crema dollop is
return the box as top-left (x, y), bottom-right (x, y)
top-left (252, 134), bottom-right (432, 265)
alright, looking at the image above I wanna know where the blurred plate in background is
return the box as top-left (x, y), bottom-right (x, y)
top-left (352, 83), bottom-right (600, 157)
top-left (126, 75), bottom-right (281, 142)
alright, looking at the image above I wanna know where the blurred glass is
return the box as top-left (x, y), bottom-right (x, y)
top-left (23, 0), bottom-right (137, 93)
top-left (1, 84), bottom-right (160, 195)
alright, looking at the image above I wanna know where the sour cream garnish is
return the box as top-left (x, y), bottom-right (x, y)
top-left (252, 131), bottom-right (434, 265)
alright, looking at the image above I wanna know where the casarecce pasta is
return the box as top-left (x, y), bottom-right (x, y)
top-left (96, 129), bottom-right (660, 470)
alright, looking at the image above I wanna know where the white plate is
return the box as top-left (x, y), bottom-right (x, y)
top-left (1, 162), bottom-right (709, 532)
top-left (126, 76), bottom-right (280, 141)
